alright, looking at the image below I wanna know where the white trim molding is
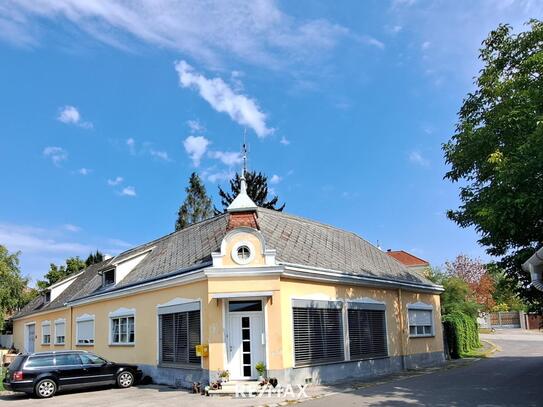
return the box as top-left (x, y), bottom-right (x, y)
top-left (407, 302), bottom-right (435, 338)
top-left (108, 307), bottom-right (136, 318)
top-left (157, 298), bottom-right (200, 315)
top-left (211, 291), bottom-right (274, 300)
top-left (231, 240), bottom-right (256, 265)
top-left (212, 227), bottom-right (277, 267)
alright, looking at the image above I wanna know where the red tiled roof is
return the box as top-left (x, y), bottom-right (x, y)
top-left (387, 250), bottom-right (429, 267)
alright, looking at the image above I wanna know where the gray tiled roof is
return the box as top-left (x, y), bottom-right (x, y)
top-left (14, 208), bottom-right (434, 319)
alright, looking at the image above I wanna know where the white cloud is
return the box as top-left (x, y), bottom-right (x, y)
top-left (77, 168), bottom-right (91, 175)
top-left (57, 105), bottom-right (93, 129)
top-left (356, 35), bottom-right (385, 49)
top-left (126, 138), bottom-right (136, 155)
top-left (0, 1), bottom-right (354, 69)
top-left (187, 119), bottom-right (205, 133)
top-left (279, 136), bottom-right (290, 146)
top-left (208, 150), bottom-right (242, 167)
top-left (202, 168), bottom-right (234, 183)
top-left (183, 135), bottom-right (210, 167)
top-left (43, 146), bottom-right (67, 166)
top-left (175, 60), bottom-right (273, 137)
top-left (120, 186), bottom-right (136, 197)
top-left (408, 150), bottom-right (429, 167)
top-left (149, 149), bottom-right (170, 161)
top-left (63, 224), bottom-right (81, 232)
top-left (270, 174), bottom-right (282, 184)
top-left (0, 222), bottom-right (133, 282)
top-left (107, 176), bottom-right (124, 186)
top-left (421, 41), bottom-right (431, 50)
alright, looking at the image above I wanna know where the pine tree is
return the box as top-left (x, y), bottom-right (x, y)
top-left (175, 172), bottom-right (214, 231)
top-left (85, 250), bottom-right (104, 266)
top-left (216, 171), bottom-right (285, 214)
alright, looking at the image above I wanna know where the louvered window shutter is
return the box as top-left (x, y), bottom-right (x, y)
top-left (293, 307), bottom-right (344, 366)
top-left (348, 309), bottom-right (387, 359)
top-left (159, 310), bottom-right (201, 366)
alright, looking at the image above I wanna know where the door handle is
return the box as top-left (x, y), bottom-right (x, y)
top-left (262, 333), bottom-right (265, 345)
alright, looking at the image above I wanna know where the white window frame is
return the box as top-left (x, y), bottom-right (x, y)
top-left (75, 314), bottom-right (95, 346)
top-left (231, 241), bottom-right (256, 265)
top-left (108, 308), bottom-right (136, 346)
top-left (54, 318), bottom-right (66, 345)
top-left (407, 302), bottom-right (434, 338)
top-left (41, 321), bottom-right (51, 345)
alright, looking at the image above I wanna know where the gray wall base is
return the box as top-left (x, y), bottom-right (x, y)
top-left (268, 351), bottom-right (444, 385)
top-left (140, 364), bottom-right (209, 389)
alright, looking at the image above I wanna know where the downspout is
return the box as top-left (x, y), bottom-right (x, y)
top-left (69, 305), bottom-right (73, 349)
top-left (398, 288), bottom-right (407, 370)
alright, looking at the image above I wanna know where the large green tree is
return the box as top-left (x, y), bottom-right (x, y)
top-left (175, 172), bottom-right (214, 231)
top-left (85, 250), bottom-right (104, 267)
top-left (0, 245), bottom-right (36, 329)
top-left (37, 256), bottom-right (86, 290)
top-left (216, 171), bottom-right (285, 213)
top-left (443, 20), bottom-right (543, 309)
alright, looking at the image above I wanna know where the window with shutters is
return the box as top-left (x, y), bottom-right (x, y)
top-left (159, 310), bottom-right (201, 367)
top-left (293, 302), bottom-right (344, 366)
top-left (54, 320), bottom-right (66, 344)
top-left (408, 307), bottom-right (434, 337)
top-left (41, 322), bottom-right (51, 345)
top-left (348, 308), bottom-right (387, 360)
top-left (76, 317), bottom-right (95, 345)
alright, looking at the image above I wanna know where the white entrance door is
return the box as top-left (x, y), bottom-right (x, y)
top-left (26, 324), bottom-right (35, 353)
top-left (226, 301), bottom-right (266, 380)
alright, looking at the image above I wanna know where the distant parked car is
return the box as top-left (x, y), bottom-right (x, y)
top-left (2, 350), bottom-right (142, 398)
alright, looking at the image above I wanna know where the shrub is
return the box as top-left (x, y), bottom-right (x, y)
top-left (443, 311), bottom-right (481, 358)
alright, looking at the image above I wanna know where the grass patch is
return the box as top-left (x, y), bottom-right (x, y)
top-left (0, 367), bottom-right (5, 391)
top-left (461, 347), bottom-right (487, 358)
top-left (478, 328), bottom-right (493, 334)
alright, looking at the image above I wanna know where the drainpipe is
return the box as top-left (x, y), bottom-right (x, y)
top-left (398, 288), bottom-right (407, 370)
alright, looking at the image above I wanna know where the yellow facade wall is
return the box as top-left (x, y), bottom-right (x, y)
top-left (13, 274), bottom-right (442, 373)
top-left (13, 308), bottom-right (72, 352)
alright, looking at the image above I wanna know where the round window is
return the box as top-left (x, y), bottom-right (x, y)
top-left (237, 245), bottom-right (251, 261)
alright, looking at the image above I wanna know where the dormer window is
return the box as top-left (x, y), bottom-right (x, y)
top-left (103, 269), bottom-right (115, 287)
top-left (44, 291), bottom-right (51, 303)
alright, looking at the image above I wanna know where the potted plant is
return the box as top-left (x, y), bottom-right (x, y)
top-left (218, 369), bottom-right (230, 382)
top-left (255, 361), bottom-right (266, 381)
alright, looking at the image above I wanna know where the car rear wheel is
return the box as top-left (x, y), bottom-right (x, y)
top-left (117, 371), bottom-right (134, 388)
top-left (35, 378), bottom-right (57, 398)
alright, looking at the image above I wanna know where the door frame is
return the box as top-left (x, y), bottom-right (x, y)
top-left (24, 322), bottom-right (36, 353)
top-left (224, 298), bottom-right (268, 380)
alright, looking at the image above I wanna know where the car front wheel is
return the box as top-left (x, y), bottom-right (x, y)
top-left (35, 378), bottom-right (57, 398)
top-left (117, 371), bottom-right (134, 388)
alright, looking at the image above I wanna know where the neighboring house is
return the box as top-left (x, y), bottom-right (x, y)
top-left (522, 247), bottom-right (543, 292)
top-left (386, 250), bottom-right (430, 277)
top-left (12, 174), bottom-right (444, 387)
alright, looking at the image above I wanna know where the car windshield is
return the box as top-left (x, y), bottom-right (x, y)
top-left (80, 353), bottom-right (107, 365)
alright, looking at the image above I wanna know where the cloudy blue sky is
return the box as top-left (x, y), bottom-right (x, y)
top-left (0, 0), bottom-right (541, 284)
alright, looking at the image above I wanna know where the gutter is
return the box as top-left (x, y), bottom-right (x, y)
top-left (522, 246), bottom-right (543, 291)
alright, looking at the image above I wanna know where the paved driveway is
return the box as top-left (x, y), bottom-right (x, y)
top-left (304, 328), bottom-right (543, 407)
top-left (2, 329), bottom-right (542, 406)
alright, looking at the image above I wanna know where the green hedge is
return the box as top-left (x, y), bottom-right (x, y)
top-left (443, 312), bottom-right (481, 358)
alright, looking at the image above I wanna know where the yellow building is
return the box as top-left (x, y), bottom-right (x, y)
top-left (12, 175), bottom-right (444, 387)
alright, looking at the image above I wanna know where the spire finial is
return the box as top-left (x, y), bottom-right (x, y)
top-left (227, 129), bottom-right (257, 213)
top-left (240, 129), bottom-right (248, 193)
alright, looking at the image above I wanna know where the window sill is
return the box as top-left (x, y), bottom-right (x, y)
top-left (76, 343), bottom-right (95, 347)
top-left (293, 358), bottom-right (347, 369)
top-left (41, 343), bottom-right (51, 346)
top-left (109, 343), bottom-right (135, 347)
top-left (158, 363), bottom-right (201, 370)
top-left (409, 335), bottom-right (435, 338)
top-left (53, 343), bottom-right (66, 346)
top-left (349, 355), bottom-right (389, 362)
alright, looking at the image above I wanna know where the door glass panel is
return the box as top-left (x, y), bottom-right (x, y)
top-left (243, 353), bottom-right (251, 364)
top-left (243, 366), bottom-right (252, 377)
top-left (55, 354), bottom-right (82, 366)
top-left (242, 329), bottom-right (250, 340)
top-left (242, 316), bottom-right (250, 328)
top-left (229, 301), bottom-right (262, 312)
top-left (242, 341), bottom-right (250, 352)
